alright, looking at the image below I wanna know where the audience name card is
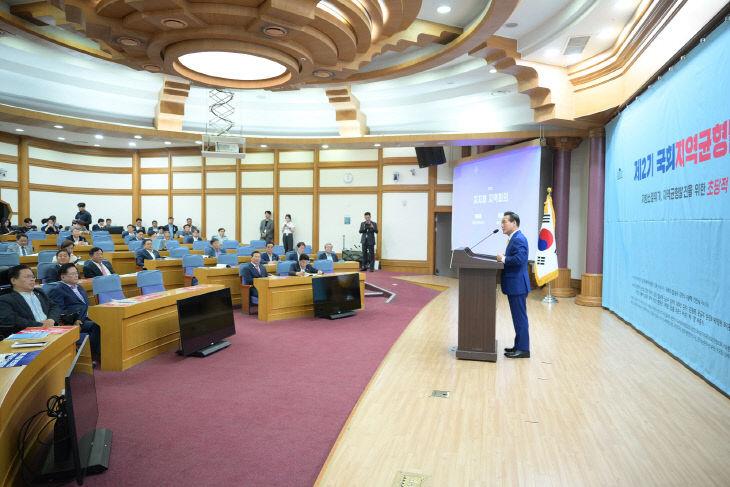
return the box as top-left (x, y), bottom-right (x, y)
top-left (0, 351), bottom-right (42, 368)
top-left (5, 332), bottom-right (50, 340)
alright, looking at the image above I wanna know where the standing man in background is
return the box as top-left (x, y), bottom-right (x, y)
top-left (359, 211), bottom-right (378, 272)
top-left (496, 211), bottom-right (531, 359)
top-left (260, 210), bottom-right (274, 244)
top-left (75, 202), bottom-right (92, 230)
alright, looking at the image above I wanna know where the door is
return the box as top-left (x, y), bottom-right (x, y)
top-left (434, 212), bottom-right (455, 277)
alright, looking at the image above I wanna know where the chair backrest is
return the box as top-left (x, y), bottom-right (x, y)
top-left (165, 239), bottom-right (181, 249)
top-left (285, 251), bottom-right (298, 261)
top-left (37, 250), bottom-right (57, 264)
top-left (96, 241), bottom-right (115, 252)
top-left (304, 245), bottom-right (312, 254)
top-left (56, 235), bottom-right (69, 247)
top-left (249, 239), bottom-right (266, 248)
top-left (92, 274), bottom-right (124, 303)
top-left (182, 255), bottom-right (204, 274)
top-left (26, 231), bottom-right (46, 241)
top-left (192, 241), bottom-right (210, 251)
top-left (276, 261), bottom-right (295, 275)
top-left (169, 247), bottom-right (190, 258)
top-left (36, 262), bottom-right (58, 283)
top-left (92, 234), bottom-right (112, 242)
top-left (236, 245), bottom-right (254, 256)
top-left (124, 234), bottom-right (136, 243)
top-left (313, 259), bottom-right (334, 274)
top-left (59, 230), bottom-right (71, 238)
top-left (273, 245), bottom-right (285, 255)
top-left (137, 270), bottom-right (165, 294)
top-left (128, 241), bottom-right (143, 251)
top-left (0, 252), bottom-right (20, 267)
top-left (41, 282), bottom-right (61, 295)
top-left (0, 243), bottom-right (7, 252)
top-left (91, 230), bottom-right (110, 237)
top-left (217, 254), bottom-right (238, 267)
top-left (221, 240), bottom-right (239, 250)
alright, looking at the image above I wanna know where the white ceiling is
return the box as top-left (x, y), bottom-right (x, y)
top-left (0, 0), bottom-right (643, 148)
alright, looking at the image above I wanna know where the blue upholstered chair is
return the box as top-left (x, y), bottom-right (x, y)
top-left (169, 247), bottom-right (190, 258)
top-left (276, 261), bottom-right (295, 275)
top-left (36, 263), bottom-right (59, 283)
top-left (37, 250), bottom-right (57, 264)
top-left (221, 240), bottom-right (239, 250)
top-left (238, 263), bottom-right (258, 315)
top-left (273, 245), bottom-right (285, 255)
top-left (137, 270), bottom-right (165, 295)
top-left (59, 230), bottom-right (71, 239)
top-left (92, 274), bottom-right (125, 304)
top-left (0, 243), bottom-right (7, 252)
top-left (0, 252), bottom-right (20, 267)
top-left (95, 240), bottom-right (115, 252)
top-left (193, 241), bottom-right (210, 251)
top-left (91, 234), bottom-right (112, 241)
top-left (313, 259), bottom-right (334, 274)
top-left (128, 241), bottom-right (143, 251)
top-left (285, 251), bottom-right (298, 261)
top-left (249, 239), bottom-right (266, 248)
top-left (26, 231), bottom-right (46, 242)
top-left (236, 245), bottom-right (254, 256)
top-left (41, 282), bottom-right (60, 295)
top-left (182, 255), bottom-right (204, 286)
top-left (304, 245), bottom-right (312, 254)
top-left (217, 254), bottom-right (238, 267)
top-left (91, 231), bottom-right (110, 237)
top-left (56, 235), bottom-right (68, 247)
top-left (165, 240), bottom-right (181, 250)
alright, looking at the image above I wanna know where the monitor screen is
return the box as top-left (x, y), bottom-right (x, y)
top-left (415, 146), bottom-right (446, 168)
top-left (106, 226), bottom-right (124, 234)
top-left (176, 288), bottom-right (236, 356)
top-left (312, 273), bottom-right (361, 317)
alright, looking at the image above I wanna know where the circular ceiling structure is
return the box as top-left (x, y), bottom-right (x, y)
top-left (177, 52), bottom-right (288, 81)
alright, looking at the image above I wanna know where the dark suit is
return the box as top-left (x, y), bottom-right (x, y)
top-left (501, 229), bottom-right (531, 351)
top-left (147, 226), bottom-right (160, 235)
top-left (135, 248), bottom-right (162, 267)
top-left (91, 224), bottom-right (105, 231)
top-left (43, 224), bottom-right (60, 234)
top-left (75, 210), bottom-right (92, 229)
top-left (64, 236), bottom-right (87, 246)
top-left (82, 260), bottom-right (115, 278)
top-left (48, 283), bottom-right (101, 355)
top-left (184, 235), bottom-right (203, 244)
top-left (359, 220), bottom-right (378, 271)
top-left (288, 262), bottom-right (318, 276)
top-left (317, 251), bottom-right (338, 262)
top-left (163, 224), bottom-right (178, 234)
top-left (259, 219), bottom-right (274, 244)
top-left (240, 262), bottom-right (268, 297)
top-left (260, 252), bottom-right (279, 263)
top-left (0, 289), bottom-right (60, 337)
top-left (205, 247), bottom-right (224, 258)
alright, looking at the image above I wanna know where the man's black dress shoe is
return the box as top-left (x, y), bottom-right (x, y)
top-left (504, 350), bottom-right (530, 359)
top-left (504, 346), bottom-right (516, 353)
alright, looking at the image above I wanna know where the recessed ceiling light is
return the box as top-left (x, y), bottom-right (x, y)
top-left (260, 144), bottom-right (268, 148)
top-left (164, 141), bottom-right (172, 145)
top-left (437, 5), bottom-right (451, 14)
top-left (15, 128), bottom-right (24, 132)
top-left (489, 67), bottom-right (497, 74)
top-left (546, 48), bottom-right (560, 57)
top-left (134, 135), bottom-right (142, 139)
top-left (374, 143), bottom-right (381, 147)
top-left (161, 18), bottom-right (187, 29)
top-left (54, 125), bottom-right (63, 129)
top-left (57, 137), bottom-right (65, 140)
top-left (505, 22), bottom-right (518, 28)
top-left (312, 69), bottom-right (334, 79)
top-left (179, 52), bottom-right (287, 81)
top-left (129, 142), bottom-right (136, 147)
top-left (95, 134), bottom-right (103, 139)
top-left (93, 144), bottom-right (100, 147)
top-left (321, 144), bottom-right (329, 149)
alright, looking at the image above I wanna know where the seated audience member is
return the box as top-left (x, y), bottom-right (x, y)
top-left (163, 217), bottom-right (178, 234)
top-left (131, 229), bottom-right (146, 241)
top-left (64, 227), bottom-right (88, 247)
top-left (241, 251), bottom-right (268, 298)
top-left (48, 263), bottom-right (101, 358)
top-left (184, 228), bottom-right (203, 243)
top-left (186, 218), bottom-right (199, 233)
top-left (105, 218), bottom-right (112, 227)
top-left (43, 216), bottom-right (61, 234)
top-left (135, 238), bottom-right (162, 268)
top-left (74, 202), bottom-right (92, 230)
top-left (54, 242), bottom-right (79, 264)
top-left (0, 265), bottom-right (59, 336)
top-left (179, 224), bottom-right (192, 237)
top-left (294, 241), bottom-right (306, 260)
top-left (317, 243), bottom-right (339, 262)
top-left (134, 218), bottom-right (144, 233)
top-left (0, 217), bottom-right (13, 234)
top-left (121, 224), bottom-right (136, 238)
top-left (205, 238), bottom-right (224, 257)
top-left (213, 228), bottom-right (228, 241)
top-left (23, 217), bottom-right (36, 231)
top-left (147, 220), bottom-right (159, 234)
top-left (163, 230), bottom-right (172, 241)
top-left (261, 242), bottom-right (279, 263)
top-left (7, 234), bottom-right (34, 256)
top-left (82, 247), bottom-right (115, 278)
top-left (289, 254), bottom-right (322, 276)
top-left (45, 249), bottom-right (71, 283)
top-left (92, 218), bottom-right (106, 231)
top-left (72, 220), bottom-right (89, 233)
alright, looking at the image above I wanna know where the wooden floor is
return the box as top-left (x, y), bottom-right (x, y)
top-left (315, 276), bottom-right (730, 486)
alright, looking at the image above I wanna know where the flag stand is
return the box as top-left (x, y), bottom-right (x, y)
top-left (542, 282), bottom-right (558, 303)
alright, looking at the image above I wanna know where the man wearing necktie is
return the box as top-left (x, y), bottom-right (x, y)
top-left (496, 211), bottom-right (531, 359)
top-left (82, 247), bottom-right (116, 278)
top-left (135, 238), bottom-right (162, 268)
top-left (241, 251), bottom-right (269, 299)
top-left (0, 265), bottom-right (59, 337)
top-left (7, 234), bottom-right (34, 256)
top-left (48, 263), bottom-right (102, 359)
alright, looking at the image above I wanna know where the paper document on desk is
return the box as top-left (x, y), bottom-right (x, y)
top-left (5, 332), bottom-right (50, 340)
top-left (11, 341), bottom-right (47, 348)
top-left (0, 351), bottom-right (42, 368)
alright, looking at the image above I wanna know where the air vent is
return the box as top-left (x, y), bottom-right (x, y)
top-left (563, 35), bottom-right (590, 56)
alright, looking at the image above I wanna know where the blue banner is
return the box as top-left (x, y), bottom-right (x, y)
top-left (604, 21), bottom-right (730, 393)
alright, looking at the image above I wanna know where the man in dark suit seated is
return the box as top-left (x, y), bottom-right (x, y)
top-left (43, 216), bottom-right (61, 234)
top-left (205, 238), bottom-right (224, 257)
top-left (241, 251), bottom-right (268, 299)
top-left (65, 227), bottom-right (88, 248)
top-left (0, 265), bottom-right (60, 337)
top-left (48, 263), bottom-right (102, 358)
top-left (134, 218), bottom-right (145, 233)
top-left (317, 243), bottom-right (339, 262)
top-left (260, 242), bottom-right (279, 263)
top-left (289, 254), bottom-right (323, 276)
top-left (179, 224), bottom-right (192, 238)
top-left (121, 224), bottom-right (136, 239)
top-left (147, 220), bottom-right (160, 235)
top-left (82, 247), bottom-right (116, 278)
top-left (135, 238), bottom-right (162, 268)
top-left (91, 218), bottom-right (105, 231)
top-left (129, 229), bottom-right (146, 241)
top-left (45, 249), bottom-right (71, 283)
top-left (163, 217), bottom-right (178, 235)
top-left (184, 228), bottom-right (203, 244)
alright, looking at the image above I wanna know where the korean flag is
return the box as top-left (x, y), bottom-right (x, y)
top-left (535, 188), bottom-right (559, 286)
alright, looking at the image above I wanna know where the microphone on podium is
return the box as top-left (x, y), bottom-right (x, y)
top-left (465, 228), bottom-right (499, 253)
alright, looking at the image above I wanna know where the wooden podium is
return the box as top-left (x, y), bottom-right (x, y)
top-left (451, 247), bottom-right (503, 362)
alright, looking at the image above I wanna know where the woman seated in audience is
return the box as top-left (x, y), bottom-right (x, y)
top-left (53, 241), bottom-right (80, 264)
top-left (0, 217), bottom-right (14, 234)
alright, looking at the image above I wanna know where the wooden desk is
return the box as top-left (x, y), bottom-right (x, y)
top-left (0, 235), bottom-right (16, 242)
top-left (255, 272), bottom-right (365, 322)
top-left (260, 261), bottom-right (359, 275)
top-left (144, 258), bottom-right (218, 288)
top-left (32, 235), bottom-right (60, 253)
top-left (0, 327), bottom-right (79, 487)
top-left (105, 251), bottom-right (136, 275)
top-left (78, 273), bottom-right (141, 300)
top-left (88, 284), bottom-right (224, 371)
top-left (193, 266), bottom-right (243, 307)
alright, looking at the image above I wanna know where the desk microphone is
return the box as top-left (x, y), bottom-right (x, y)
top-left (468, 228), bottom-right (499, 251)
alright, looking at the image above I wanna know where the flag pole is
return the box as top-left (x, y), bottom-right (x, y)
top-left (542, 281), bottom-right (558, 303)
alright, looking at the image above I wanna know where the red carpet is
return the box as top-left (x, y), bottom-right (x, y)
top-left (84, 272), bottom-right (439, 487)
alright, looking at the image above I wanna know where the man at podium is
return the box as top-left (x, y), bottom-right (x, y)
top-left (496, 211), bottom-right (531, 359)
